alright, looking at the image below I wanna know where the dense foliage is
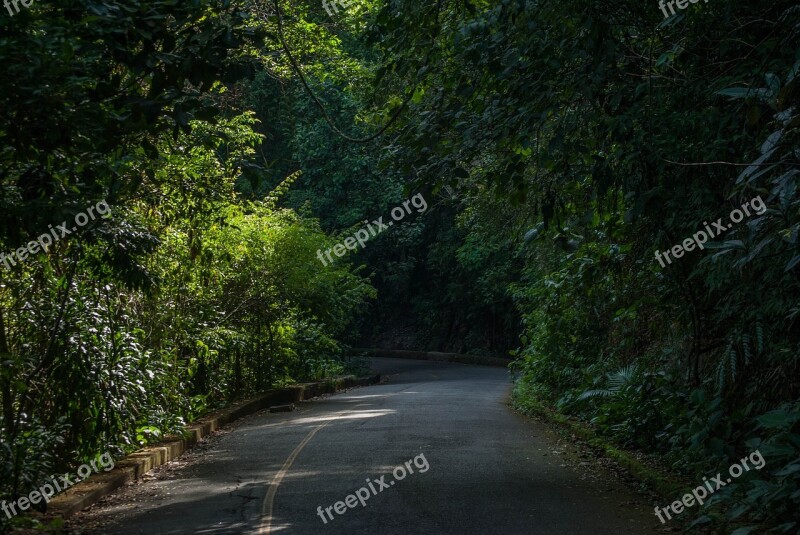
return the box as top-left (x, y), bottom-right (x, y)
top-left (372, 0), bottom-right (800, 532)
top-left (0, 1), bottom-right (374, 529)
top-left (1, 0), bottom-right (799, 533)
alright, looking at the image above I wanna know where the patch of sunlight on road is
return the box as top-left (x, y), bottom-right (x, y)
top-left (259, 409), bottom-right (396, 428)
top-left (289, 409), bottom-right (396, 424)
top-left (191, 520), bottom-right (287, 534)
top-left (261, 522), bottom-right (291, 532)
top-left (335, 392), bottom-right (419, 401)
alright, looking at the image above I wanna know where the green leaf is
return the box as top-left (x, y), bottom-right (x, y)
top-left (757, 410), bottom-right (799, 429)
top-left (716, 87), bottom-right (753, 99)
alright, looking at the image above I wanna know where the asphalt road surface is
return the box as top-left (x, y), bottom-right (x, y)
top-left (68, 358), bottom-right (663, 534)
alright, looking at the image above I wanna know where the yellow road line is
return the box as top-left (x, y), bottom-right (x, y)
top-left (259, 423), bottom-right (329, 534)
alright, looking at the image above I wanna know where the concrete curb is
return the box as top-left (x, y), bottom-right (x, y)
top-left (354, 348), bottom-right (511, 368)
top-left (39, 374), bottom-right (381, 521)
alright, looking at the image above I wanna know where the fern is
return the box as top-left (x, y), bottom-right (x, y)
top-left (578, 365), bottom-right (638, 401)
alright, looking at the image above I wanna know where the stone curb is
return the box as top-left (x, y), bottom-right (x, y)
top-left (35, 374), bottom-right (380, 522)
top-left (354, 348), bottom-right (511, 367)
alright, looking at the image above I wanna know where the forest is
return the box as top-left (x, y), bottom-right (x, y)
top-left (1, 0), bottom-right (799, 533)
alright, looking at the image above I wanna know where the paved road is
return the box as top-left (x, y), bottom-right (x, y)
top-left (68, 358), bottom-right (662, 534)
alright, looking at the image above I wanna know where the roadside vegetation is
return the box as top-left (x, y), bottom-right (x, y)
top-left (1, 0), bottom-right (798, 533)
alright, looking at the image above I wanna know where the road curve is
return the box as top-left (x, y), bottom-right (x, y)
top-left (68, 358), bottom-right (662, 534)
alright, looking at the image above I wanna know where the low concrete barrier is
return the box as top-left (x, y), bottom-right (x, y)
top-left (39, 374), bottom-right (381, 521)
